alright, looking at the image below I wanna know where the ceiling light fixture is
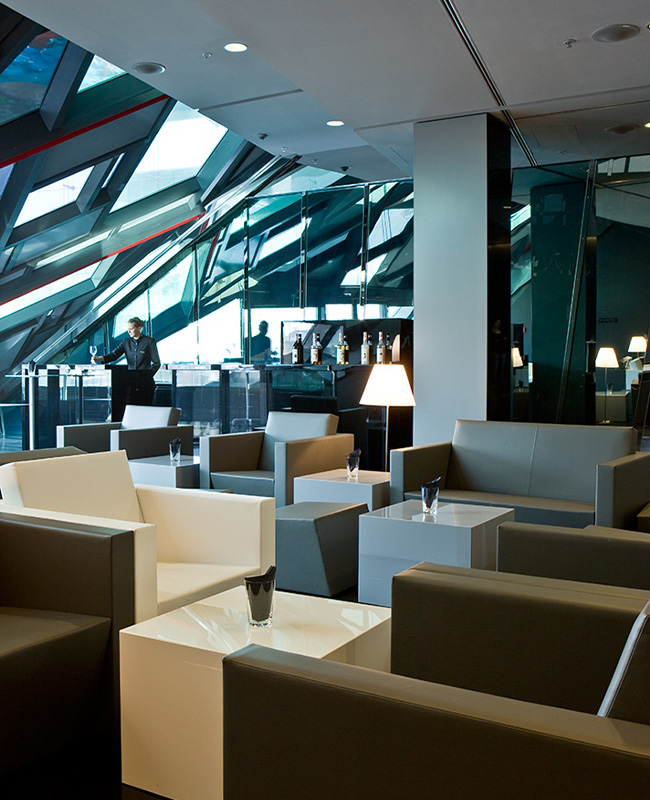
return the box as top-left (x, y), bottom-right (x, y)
top-left (592, 24), bottom-right (640, 43)
top-left (605, 124), bottom-right (639, 135)
top-left (224, 42), bottom-right (247, 53)
top-left (133, 62), bottom-right (166, 75)
top-left (326, 120), bottom-right (345, 127)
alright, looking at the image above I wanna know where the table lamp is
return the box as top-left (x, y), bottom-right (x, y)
top-left (511, 347), bottom-right (524, 369)
top-left (359, 364), bottom-right (415, 471)
top-left (628, 336), bottom-right (647, 356)
top-left (595, 346), bottom-right (618, 422)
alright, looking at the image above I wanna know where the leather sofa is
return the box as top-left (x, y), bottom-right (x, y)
top-left (389, 418), bottom-right (650, 527)
top-left (223, 563), bottom-right (650, 799)
top-left (0, 510), bottom-right (135, 775)
top-left (0, 450), bottom-right (274, 621)
top-left (56, 404), bottom-right (194, 459)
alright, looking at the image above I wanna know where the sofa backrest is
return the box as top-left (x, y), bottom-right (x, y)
top-left (259, 411), bottom-right (338, 470)
top-left (0, 450), bottom-right (143, 522)
top-left (448, 420), bottom-right (636, 502)
top-left (121, 405), bottom-right (180, 428)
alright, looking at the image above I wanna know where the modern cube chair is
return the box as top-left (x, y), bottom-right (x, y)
top-left (0, 450), bottom-right (274, 622)
top-left (56, 404), bottom-right (194, 459)
top-left (200, 411), bottom-right (354, 507)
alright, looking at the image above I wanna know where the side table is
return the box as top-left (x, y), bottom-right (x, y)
top-left (294, 468), bottom-right (390, 510)
top-left (128, 454), bottom-right (199, 488)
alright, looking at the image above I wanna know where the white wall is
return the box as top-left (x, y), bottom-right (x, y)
top-left (413, 115), bottom-right (489, 444)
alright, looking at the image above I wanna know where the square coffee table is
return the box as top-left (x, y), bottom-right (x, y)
top-left (128, 454), bottom-right (199, 488)
top-left (358, 500), bottom-right (515, 606)
top-left (120, 586), bottom-right (391, 800)
top-left (294, 468), bottom-right (391, 510)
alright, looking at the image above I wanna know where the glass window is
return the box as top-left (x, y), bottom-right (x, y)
top-left (15, 166), bottom-right (94, 226)
top-left (111, 103), bottom-right (227, 211)
top-left (0, 31), bottom-right (66, 125)
top-left (77, 56), bottom-right (125, 92)
top-left (0, 263), bottom-right (96, 319)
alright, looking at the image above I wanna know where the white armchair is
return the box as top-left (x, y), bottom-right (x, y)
top-left (56, 404), bottom-right (194, 459)
top-left (0, 450), bottom-right (274, 622)
top-left (200, 411), bottom-right (355, 507)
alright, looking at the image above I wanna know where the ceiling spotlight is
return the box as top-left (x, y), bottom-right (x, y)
top-left (592, 24), bottom-right (640, 43)
top-left (326, 120), bottom-right (345, 127)
top-left (202, 52), bottom-right (212, 59)
top-left (224, 42), bottom-right (247, 53)
top-left (258, 133), bottom-right (269, 140)
top-left (605, 124), bottom-right (639, 135)
top-left (645, 122), bottom-right (650, 128)
top-left (133, 62), bottom-right (166, 75)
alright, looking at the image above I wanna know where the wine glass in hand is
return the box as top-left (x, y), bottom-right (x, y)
top-left (89, 345), bottom-right (98, 364)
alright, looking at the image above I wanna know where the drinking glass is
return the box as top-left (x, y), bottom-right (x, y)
top-left (421, 477), bottom-right (442, 518)
top-left (89, 345), bottom-right (98, 363)
top-left (245, 566), bottom-right (276, 627)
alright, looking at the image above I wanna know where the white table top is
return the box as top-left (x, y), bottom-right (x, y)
top-left (121, 586), bottom-right (390, 659)
top-left (365, 499), bottom-right (514, 526)
top-left (128, 455), bottom-right (199, 467)
top-left (297, 468), bottom-right (390, 484)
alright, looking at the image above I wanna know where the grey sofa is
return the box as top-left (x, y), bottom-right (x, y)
top-left (200, 411), bottom-right (354, 507)
top-left (390, 418), bottom-right (650, 527)
top-left (0, 510), bottom-right (135, 775)
top-left (223, 563), bottom-right (650, 799)
top-left (56, 404), bottom-right (193, 459)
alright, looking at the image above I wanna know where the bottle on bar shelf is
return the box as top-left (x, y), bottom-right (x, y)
top-left (311, 332), bottom-right (323, 365)
top-left (385, 332), bottom-right (393, 363)
top-left (376, 331), bottom-right (386, 364)
top-left (360, 331), bottom-right (371, 365)
top-left (292, 333), bottom-right (304, 364)
top-left (336, 330), bottom-right (349, 365)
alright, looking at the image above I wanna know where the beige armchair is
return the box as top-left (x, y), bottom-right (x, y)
top-left (0, 450), bottom-right (274, 622)
top-left (56, 404), bottom-right (193, 459)
top-left (200, 411), bottom-right (355, 506)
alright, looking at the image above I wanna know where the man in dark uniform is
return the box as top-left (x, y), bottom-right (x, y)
top-left (93, 316), bottom-right (160, 406)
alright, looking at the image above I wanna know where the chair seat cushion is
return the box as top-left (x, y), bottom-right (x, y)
top-left (157, 563), bottom-right (257, 614)
top-left (404, 488), bottom-right (595, 527)
top-left (209, 470), bottom-right (274, 497)
top-left (0, 607), bottom-right (110, 658)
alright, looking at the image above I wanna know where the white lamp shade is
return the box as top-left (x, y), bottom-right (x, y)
top-left (359, 364), bottom-right (415, 407)
top-left (595, 347), bottom-right (619, 369)
top-left (629, 336), bottom-right (647, 354)
top-left (511, 347), bottom-right (524, 368)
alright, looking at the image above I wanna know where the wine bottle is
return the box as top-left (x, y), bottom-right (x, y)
top-left (343, 333), bottom-right (350, 364)
top-left (292, 333), bottom-right (304, 364)
top-left (311, 333), bottom-right (323, 365)
top-left (360, 331), bottom-right (371, 365)
top-left (376, 331), bottom-right (385, 364)
top-left (385, 332), bottom-right (393, 363)
top-left (336, 330), bottom-right (348, 365)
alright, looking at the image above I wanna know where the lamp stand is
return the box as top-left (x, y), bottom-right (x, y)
top-left (384, 405), bottom-right (390, 473)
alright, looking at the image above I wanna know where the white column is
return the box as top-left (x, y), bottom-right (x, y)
top-left (412, 115), bottom-right (490, 444)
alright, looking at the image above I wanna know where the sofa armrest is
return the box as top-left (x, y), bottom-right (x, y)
top-left (596, 452), bottom-right (650, 529)
top-left (496, 521), bottom-right (650, 590)
top-left (135, 485), bottom-right (275, 568)
top-left (199, 432), bottom-right (265, 488)
top-left (111, 424), bottom-right (194, 459)
top-left (275, 432), bottom-right (355, 506)
top-left (389, 441), bottom-right (452, 504)
top-left (223, 644), bottom-right (650, 800)
top-left (56, 422), bottom-right (121, 452)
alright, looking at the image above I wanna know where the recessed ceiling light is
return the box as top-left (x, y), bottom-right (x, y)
top-left (645, 121), bottom-right (650, 128)
top-left (605, 124), bottom-right (638, 135)
top-left (224, 42), bottom-right (247, 53)
top-left (592, 24), bottom-right (640, 43)
top-left (326, 120), bottom-right (345, 127)
top-left (133, 62), bottom-right (166, 75)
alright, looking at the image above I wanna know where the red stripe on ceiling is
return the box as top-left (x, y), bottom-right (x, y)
top-left (0, 94), bottom-right (169, 169)
top-left (0, 212), bottom-right (203, 307)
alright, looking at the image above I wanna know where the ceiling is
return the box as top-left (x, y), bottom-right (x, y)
top-left (4, 0), bottom-right (650, 180)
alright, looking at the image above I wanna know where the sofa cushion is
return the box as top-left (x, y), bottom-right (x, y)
top-left (260, 412), bottom-right (338, 470)
top-left (156, 563), bottom-right (255, 615)
top-left (0, 450), bottom-right (143, 523)
top-left (598, 600), bottom-right (650, 725)
top-left (210, 471), bottom-right (275, 497)
top-left (121, 405), bottom-right (180, 428)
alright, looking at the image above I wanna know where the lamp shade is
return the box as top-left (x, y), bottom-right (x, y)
top-left (511, 347), bottom-right (524, 368)
top-left (359, 364), bottom-right (415, 407)
top-left (629, 336), bottom-right (647, 354)
top-left (595, 347), bottom-right (619, 369)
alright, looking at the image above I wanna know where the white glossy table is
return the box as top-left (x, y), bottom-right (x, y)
top-left (358, 500), bottom-right (515, 606)
top-left (120, 586), bottom-right (391, 800)
top-left (294, 468), bottom-right (391, 510)
top-left (128, 454), bottom-right (199, 488)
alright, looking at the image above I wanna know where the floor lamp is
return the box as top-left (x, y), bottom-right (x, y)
top-left (359, 364), bottom-right (416, 471)
top-left (595, 346), bottom-right (618, 423)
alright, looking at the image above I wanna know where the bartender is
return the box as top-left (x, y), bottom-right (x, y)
top-left (93, 316), bottom-right (160, 406)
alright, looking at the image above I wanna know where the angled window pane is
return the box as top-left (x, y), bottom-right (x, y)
top-left (112, 103), bottom-right (227, 211)
top-left (0, 263), bottom-right (97, 319)
top-left (15, 166), bottom-right (93, 226)
top-left (0, 31), bottom-right (67, 125)
top-left (78, 56), bottom-right (125, 92)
